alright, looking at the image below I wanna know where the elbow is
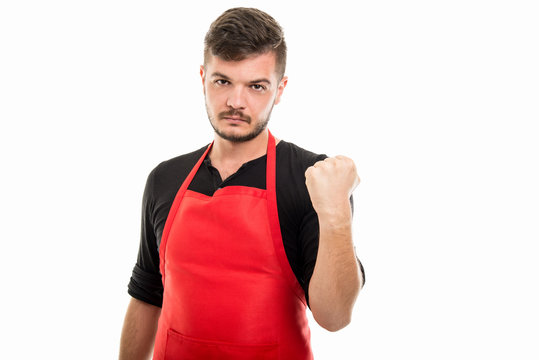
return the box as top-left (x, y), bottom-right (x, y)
top-left (321, 319), bottom-right (351, 333)
top-left (313, 310), bottom-right (352, 332)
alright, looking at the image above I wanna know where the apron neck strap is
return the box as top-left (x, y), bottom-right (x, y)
top-left (182, 129), bottom-right (277, 195)
top-left (266, 130), bottom-right (277, 194)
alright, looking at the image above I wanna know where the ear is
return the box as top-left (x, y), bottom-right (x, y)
top-left (200, 65), bottom-right (206, 94)
top-left (273, 76), bottom-right (288, 105)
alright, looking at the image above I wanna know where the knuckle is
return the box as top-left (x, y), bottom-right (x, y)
top-left (305, 166), bottom-right (317, 178)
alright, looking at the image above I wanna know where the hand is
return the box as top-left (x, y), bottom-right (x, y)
top-left (305, 156), bottom-right (360, 217)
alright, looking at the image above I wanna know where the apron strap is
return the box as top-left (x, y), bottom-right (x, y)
top-left (267, 130), bottom-right (308, 305)
top-left (159, 141), bottom-right (213, 282)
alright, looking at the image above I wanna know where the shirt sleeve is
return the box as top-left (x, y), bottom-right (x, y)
top-left (298, 154), bottom-right (327, 306)
top-left (127, 167), bottom-right (164, 307)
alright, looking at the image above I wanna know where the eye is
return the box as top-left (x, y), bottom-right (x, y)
top-left (215, 79), bottom-right (229, 85)
top-left (251, 84), bottom-right (266, 91)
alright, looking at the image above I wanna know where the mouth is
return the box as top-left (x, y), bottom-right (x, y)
top-left (223, 117), bottom-right (248, 123)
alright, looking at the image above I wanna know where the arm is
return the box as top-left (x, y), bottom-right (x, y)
top-left (119, 297), bottom-right (161, 360)
top-left (305, 156), bottom-right (363, 332)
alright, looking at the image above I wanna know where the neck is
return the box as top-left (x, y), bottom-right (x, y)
top-left (208, 129), bottom-right (280, 181)
top-left (210, 129), bottom-right (273, 165)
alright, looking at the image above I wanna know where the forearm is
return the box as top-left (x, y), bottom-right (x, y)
top-left (119, 297), bottom-right (161, 360)
top-left (308, 203), bottom-right (362, 332)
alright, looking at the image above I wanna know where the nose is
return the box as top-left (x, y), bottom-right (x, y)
top-left (226, 86), bottom-right (246, 109)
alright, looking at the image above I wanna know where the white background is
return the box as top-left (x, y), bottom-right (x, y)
top-left (1, 0), bottom-right (538, 359)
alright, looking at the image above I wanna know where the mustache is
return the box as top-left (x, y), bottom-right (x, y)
top-left (218, 110), bottom-right (251, 123)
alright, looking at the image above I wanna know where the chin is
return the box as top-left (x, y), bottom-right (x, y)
top-left (216, 126), bottom-right (265, 143)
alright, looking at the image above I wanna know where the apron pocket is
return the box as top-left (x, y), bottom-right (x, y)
top-left (164, 328), bottom-right (279, 360)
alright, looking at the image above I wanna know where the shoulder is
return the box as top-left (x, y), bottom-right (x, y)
top-left (276, 140), bottom-right (327, 172)
top-left (150, 145), bottom-right (208, 186)
top-left (275, 140), bottom-right (327, 211)
top-left (143, 145), bottom-right (208, 207)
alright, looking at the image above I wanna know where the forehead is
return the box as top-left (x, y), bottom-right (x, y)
top-left (206, 52), bottom-right (278, 83)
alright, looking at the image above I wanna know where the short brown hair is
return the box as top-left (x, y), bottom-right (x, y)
top-left (204, 7), bottom-right (287, 79)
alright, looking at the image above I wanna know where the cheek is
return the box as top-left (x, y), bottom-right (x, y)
top-left (205, 89), bottom-right (221, 108)
top-left (259, 95), bottom-right (276, 114)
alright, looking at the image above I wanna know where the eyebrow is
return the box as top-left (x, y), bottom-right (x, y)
top-left (211, 72), bottom-right (271, 85)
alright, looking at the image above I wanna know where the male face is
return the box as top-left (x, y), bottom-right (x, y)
top-left (200, 52), bottom-right (288, 143)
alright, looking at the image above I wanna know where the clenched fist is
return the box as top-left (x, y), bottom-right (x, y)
top-left (305, 156), bottom-right (360, 217)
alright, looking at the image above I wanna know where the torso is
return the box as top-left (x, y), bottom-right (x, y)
top-left (127, 140), bottom-right (330, 308)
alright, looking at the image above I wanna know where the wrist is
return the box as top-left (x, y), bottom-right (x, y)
top-left (316, 201), bottom-right (352, 229)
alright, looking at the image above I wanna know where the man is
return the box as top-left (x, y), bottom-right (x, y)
top-left (119, 7), bottom-right (365, 360)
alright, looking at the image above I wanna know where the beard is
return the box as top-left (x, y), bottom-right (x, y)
top-left (206, 104), bottom-right (274, 143)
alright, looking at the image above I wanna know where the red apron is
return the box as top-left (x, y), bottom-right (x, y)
top-left (153, 131), bottom-right (313, 359)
